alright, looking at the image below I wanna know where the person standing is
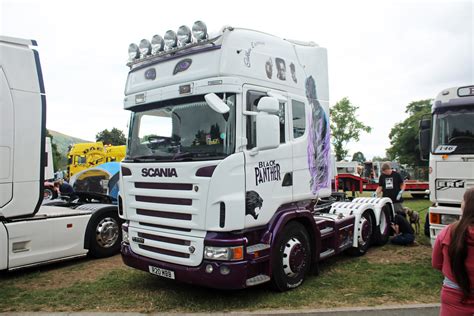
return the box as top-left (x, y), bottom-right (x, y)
top-left (374, 162), bottom-right (406, 216)
top-left (432, 187), bottom-right (474, 315)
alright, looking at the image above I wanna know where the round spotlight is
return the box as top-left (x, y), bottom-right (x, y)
top-left (177, 25), bottom-right (192, 47)
top-left (139, 39), bottom-right (151, 57)
top-left (128, 43), bottom-right (140, 60)
top-left (192, 21), bottom-right (208, 41)
top-left (220, 265), bottom-right (230, 275)
top-left (164, 30), bottom-right (177, 51)
top-left (151, 34), bottom-right (164, 54)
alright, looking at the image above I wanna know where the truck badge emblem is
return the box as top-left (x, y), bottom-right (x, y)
top-left (173, 59), bottom-right (192, 75)
top-left (436, 179), bottom-right (465, 191)
top-left (145, 68), bottom-right (156, 80)
top-left (188, 246), bottom-right (195, 254)
top-left (132, 237), bottom-right (145, 244)
top-left (142, 168), bottom-right (178, 178)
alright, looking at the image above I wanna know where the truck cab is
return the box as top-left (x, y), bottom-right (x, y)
top-left (120, 23), bottom-right (394, 290)
top-left (420, 85), bottom-right (474, 244)
top-left (0, 36), bottom-right (121, 271)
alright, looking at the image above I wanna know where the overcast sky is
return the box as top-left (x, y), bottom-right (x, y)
top-left (1, 0), bottom-right (472, 160)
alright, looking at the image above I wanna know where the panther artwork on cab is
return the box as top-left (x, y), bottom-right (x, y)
top-left (245, 191), bottom-right (263, 219)
top-left (305, 76), bottom-right (330, 195)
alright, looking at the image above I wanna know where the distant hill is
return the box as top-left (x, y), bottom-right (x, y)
top-left (48, 130), bottom-right (91, 157)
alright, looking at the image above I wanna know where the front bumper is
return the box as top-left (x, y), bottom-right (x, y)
top-left (121, 243), bottom-right (258, 289)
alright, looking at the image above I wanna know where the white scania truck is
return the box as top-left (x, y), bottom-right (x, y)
top-left (119, 23), bottom-right (394, 290)
top-left (420, 85), bottom-right (474, 244)
top-left (0, 36), bottom-right (122, 271)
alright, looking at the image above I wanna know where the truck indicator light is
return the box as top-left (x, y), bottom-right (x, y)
top-left (430, 213), bottom-right (440, 225)
top-left (231, 246), bottom-right (244, 260)
top-left (67, 224), bottom-right (73, 228)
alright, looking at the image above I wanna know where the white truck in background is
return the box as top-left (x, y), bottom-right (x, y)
top-left (0, 36), bottom-right (121, 271)
top-left (119, 22), bottom-right (395, 290)
top-left (420, 85), bottom-right (474, 244)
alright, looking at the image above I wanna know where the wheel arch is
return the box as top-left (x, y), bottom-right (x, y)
top-left (265, 205), bottom-right (321, 270)
top-left (81, 205), bottom-right (120, 250)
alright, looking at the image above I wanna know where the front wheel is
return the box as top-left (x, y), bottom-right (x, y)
top-left (88, 211), bottom-right (121, 258)
top-left (347, 211), bottom-right (373, 256)
top-left (271, 222), bottom-right (312, 291)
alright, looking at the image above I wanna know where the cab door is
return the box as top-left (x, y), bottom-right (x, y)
top-left (243, 85), bottom-right (293, 228)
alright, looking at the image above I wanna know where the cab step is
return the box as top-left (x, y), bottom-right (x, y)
top-left (246, 274), bottom-right (271, 286)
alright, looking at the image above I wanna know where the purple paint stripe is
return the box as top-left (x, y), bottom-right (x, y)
top-left (138, 244), bottom-right (190, 258)
top-left (136, 208), bottom-right (192, 221)
top-left (139, 222), bottom-right (192, 232)
top-left (136, 195), bottom-right (192, 206)
top-left (135, 182), bottom-right (193, 191)
top-left (137, 232), bottom-right (191, 246)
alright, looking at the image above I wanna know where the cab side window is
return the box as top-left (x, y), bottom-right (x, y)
top-left (292, 100), bottom-right (306, 138)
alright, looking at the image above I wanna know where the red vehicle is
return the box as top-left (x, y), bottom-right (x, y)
top-left (336, 161), bottom-right (429, 198)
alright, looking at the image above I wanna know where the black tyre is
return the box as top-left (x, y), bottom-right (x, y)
top-left (88, 211), bottom-right (121, 258)
top-left (373, 205), bottom-right (391, 246)
top-left (347, 211), bottom-right (373, 256)
top-left (43, 188), bottom-right (54, 200)
top-left (271, 222), bottom-right (312, 291)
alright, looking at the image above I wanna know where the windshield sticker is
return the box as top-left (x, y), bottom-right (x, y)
top-left (255, 160), bottom-right (281, 186)
top-left (245, 191), bottom-right (263, 219)
top-left (434, 145), bottom-right (457, 154)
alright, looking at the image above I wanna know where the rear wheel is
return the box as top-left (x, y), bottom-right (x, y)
top-left (374, 205), bottom-right (391, 246)
top-left (271, 222), bottom-right (312, 291)
top-left (347, 211), bottom-right (373, 256)
top-left (88, 211), bottom-right (121, 258)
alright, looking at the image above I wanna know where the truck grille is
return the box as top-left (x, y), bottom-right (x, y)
top-left (129, 226), bottom-right (203, 266)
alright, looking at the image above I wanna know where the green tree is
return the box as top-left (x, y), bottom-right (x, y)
top-left (330, 98), bottom-right (372, 161)
top-left (96, 128), bottom-right (126, 145)
top-left (386, 99), bottom-right (432, 167)
top-left (46, 129), bottom-right (63, 172)
top-left (352, 151), bottom-right (366, 163)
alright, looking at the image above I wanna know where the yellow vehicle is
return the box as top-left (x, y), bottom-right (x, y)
top-left (67, 142), bottom-right (126, 179)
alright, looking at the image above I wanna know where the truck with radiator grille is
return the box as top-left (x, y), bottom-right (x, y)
top-left (420, 85), bottom-right (474, 244)
top-left (119, 22), bottom-right (394, 290)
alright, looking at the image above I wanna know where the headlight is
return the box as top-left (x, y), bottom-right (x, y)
top-left (441, 214), bottom-right (459, 225)
top-left (122, 226), bottom-right (129, 243)
top-left (204, 246), bottom-right (243, 261)
top-left (164, 30), bottom-right (177, 50)
top-left (177, 25), bottom-right (192, 47)
top-left (151, 34), bottom-right (164, 54)
top-left (192, 20), bottom-right (208, 41)
top-left (128, 43), bottom-right (140, 60)
top-left (139, 39), bottom-right (151, 57)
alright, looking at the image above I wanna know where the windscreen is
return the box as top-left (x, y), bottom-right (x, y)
top-left (432, 106), bottom-right (474, 154)
top-left (127, 94), bottom-right (236, 162)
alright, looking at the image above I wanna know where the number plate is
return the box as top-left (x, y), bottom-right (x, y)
top-left (148, 265), bottom-right (175, 279)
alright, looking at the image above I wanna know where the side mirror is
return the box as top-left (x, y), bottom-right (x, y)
top-left (419, 118), bottom-right (431, 161)
top-left (204, 93), bottom-right (230, 114)
top-left (254, 97), bottom-right (280, 153)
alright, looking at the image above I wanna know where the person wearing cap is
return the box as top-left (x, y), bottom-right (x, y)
top-left (373, 162), bottom-right (406, 216)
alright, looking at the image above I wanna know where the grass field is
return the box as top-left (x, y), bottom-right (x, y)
top-left (0, 195), bottom-right (442, 313)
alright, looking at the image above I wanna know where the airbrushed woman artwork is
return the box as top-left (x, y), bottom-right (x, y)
top-left (305, 76), bottom-right (330, 195)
